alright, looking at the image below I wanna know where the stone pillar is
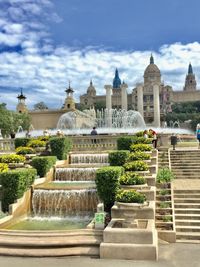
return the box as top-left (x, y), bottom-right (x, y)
top-left (104, 85), bottom-right (113, 127)
top-left (137, 84), bottom-right (144, 117)
top-left (121, 83), bottom-right (128, 111)
top-left (153, 84), bottom-right (160, 127)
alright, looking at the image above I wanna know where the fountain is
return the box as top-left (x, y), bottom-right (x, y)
top-left (55, 167), bottom-right (98, 181)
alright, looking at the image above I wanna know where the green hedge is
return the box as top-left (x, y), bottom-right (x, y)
top-left (116, 189), bottom-right (146, 203)
top-left (108, 150), bottom-right (130, 166)
top-left (123, 161), bottom-right (149, 171)
top-left (130, 144), bottom-right (152, 152)
top-left (119, 172), bottom-right (146, 185)
top-left (0, 154), bottom-right (25, 163)
top-left (14, 138), bottom-right (30, 148)
top-left (95, 166), bottom-right (124, 211)
top-left (0, 168), bottom-right (37, 212)
top-left (49, 137), bottom-right (72, 160)
top-left (27, 139), bottom-right (46, 148)
top-left (117, 136), bottom-right (152, 150)
top-left (16, 146), bottom-right (36, 155)
top-left (0, 163), bottom-right (8, 173)
top-left (31, 156), bottom-right (57, 177)
top-left (128, 151), bottom-right (151, 161)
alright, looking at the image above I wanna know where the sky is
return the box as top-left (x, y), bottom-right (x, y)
top-left (1, 0), bottom-right (200, 110)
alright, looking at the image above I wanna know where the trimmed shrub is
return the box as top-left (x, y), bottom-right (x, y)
top-left (0, 163), bottom-right (9, 173)
top-left (116, 189), bottom-right (146, 203)
top-left (27, 139), bottom-right (46, 148)
top-left (123, 161), bottom-right (149, 171)
top-left (14, 138), bottom-right (30, 148)
top-left (157, 168), bottom-right (175, 184)
top-left (95, 166), bottom-right (124, 211)
top-left (119, 172), bottom-right (146, 185)
top-left (31, 156), bottom-right (57, 177)
top-left (108, 150), bottom-right (130, 166)
top-left (117, 136), bottom-right (135, 150)
top-left (133, 137), bottom-right (152, 144)
top-left (16, 146), bottom-right (36, 155)
top-left (0, 168), bottom-right (37, 212)
top-left (49, 137), bottom-right (72, 160)
top-left (0, 154), bottom-right (25, 163)
top-left (128, 151), bottom-right (151, 161)
top-left (130, 144), bottom-right (152, 152)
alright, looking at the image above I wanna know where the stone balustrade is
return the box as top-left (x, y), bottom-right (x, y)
top-left (0, 139), bottom-right (15, 152)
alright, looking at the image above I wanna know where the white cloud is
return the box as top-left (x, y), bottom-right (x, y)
top-left (0, 1), bottom-right (200, 110)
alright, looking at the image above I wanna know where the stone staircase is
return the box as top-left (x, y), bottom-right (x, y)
top-left (0, 229), bottom-right (103, 256)
top-left (174, 189), bottom-right (200, 243)
top-left (158, 148), bottom-right (169, 168)
top-left (170, 150), bottom-right (200, 179)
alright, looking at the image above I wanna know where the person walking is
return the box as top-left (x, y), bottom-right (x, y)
top-left (196, 124), bottom-right (200, 149)
top-left (149, 129), bottom-right (157, 149)
top-left (91, 127), bottom-right (97, 144)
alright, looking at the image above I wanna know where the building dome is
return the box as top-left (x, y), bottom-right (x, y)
top-left (144, 55), bottom-right (161, 84)
top-left (87, 80), bottom-right (96, 96)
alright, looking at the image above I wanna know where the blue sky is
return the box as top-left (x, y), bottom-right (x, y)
top-left (0, 0), bottom-right (200, 110)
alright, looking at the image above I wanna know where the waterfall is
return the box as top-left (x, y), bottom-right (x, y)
top-left (55, 167), bottom-right (98, 181)
top-left (70, 153), bottom-right (109, 165)
top-left (32, 189), bottom-right (98, 217)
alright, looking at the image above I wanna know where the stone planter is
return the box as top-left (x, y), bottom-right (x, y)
top-left (120, 185), bottom-right (156, 201)
top-left (8, 162), bottom-right (24, 169)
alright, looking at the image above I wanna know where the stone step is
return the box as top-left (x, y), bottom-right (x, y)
top-left (171, 165), bottom-right (200, 169)
top-left (174, 203), bottom-right (200, 208)
top-left (175, 219), bottom-right (200, 226)
top-left (173, 196), bottom-right (200, 201)
top-left (176, 232), bottom-right (200, 240)
top-left (0, 246), bottom-right (99, 257)
top-left (174, 190), bottom-right (200, 194)
top-left (174, 177), bottom-right (200, 179)
top-left (175, 208), bottom-right (200, 214)
top-left (174, 198), bottom-right (200, 203)
top-left (175, 214), bottom-right (200, 220)
top-left (176, 225), bottom-right (200, 232)
top-left (176, 239), bottom-right (200, 243)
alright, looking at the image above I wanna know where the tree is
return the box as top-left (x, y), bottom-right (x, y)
top-left (0, 103), bottom-right (31, 137)
top-left (34, 102), bottom-right (48, 110)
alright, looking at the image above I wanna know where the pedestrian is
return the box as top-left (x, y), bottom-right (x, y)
top-left (91, 127), bottom-right (97, 144)
top-left (149, 129), bottom-right (157, 149)
top-left (171, 133), bottom-right (177, 150)
top-left (196, 124), bottom-right (200, 149)
top-left (10, 130), bottom-right (16, 139)
top-left (143, 130), bottom-right (148, 139)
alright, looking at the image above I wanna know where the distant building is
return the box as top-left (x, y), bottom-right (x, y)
top-left (16, 55), bottom-right (200, 129)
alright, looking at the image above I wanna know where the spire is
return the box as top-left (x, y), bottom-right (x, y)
top-left (188, 63), bottom-right (193, 74)
top-left (17, 88), bottom-right (26, 100)
top-left (150, 53), bottom-right (154, 64)
top-left (113, 68), bottom-right (121, 88)
top-left (90, 79), bottom-right (93, 86)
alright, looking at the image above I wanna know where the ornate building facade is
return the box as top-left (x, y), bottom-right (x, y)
top-left (80, 55), bottom-right (200, 124)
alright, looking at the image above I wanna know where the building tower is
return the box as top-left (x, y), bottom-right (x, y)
top-left (63, 82), bottom-right (76, 111)
top-left (87, 80), bottom-right (96, 97)
top-left (113, 68), bottom-right (121, 89)
top-left (16, 89), bottom-right (28, 113)
top-left (184, 63), bottom-right (197, 91)
top-left (112, 69), bottom-right (122, 109)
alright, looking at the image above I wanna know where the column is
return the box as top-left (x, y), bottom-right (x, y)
top-left (153, 84), bottom-right (160, 127)
top-left (121, 83), bottom-right (128, 111)
top-left (104, 85), bottom-right (112, 127)
top-left (137, 84), bottom-right (144, 117)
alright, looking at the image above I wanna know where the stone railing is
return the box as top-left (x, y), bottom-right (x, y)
top-left (71, 134), bottom-right (118, 151)
top-left (0, 139), bottom-right (15, 153)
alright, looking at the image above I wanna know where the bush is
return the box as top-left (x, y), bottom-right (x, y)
top-left (49, 137), bottom-right (72, 160)
top-left (108, 150), bottom-right (130, 166)
top-left (157, 168), bottom-right (175, 184)
top-left (95, 166), bottom-right (124, 211)
top-left (27, 139), bottom-right (46, 148)
top-left (14, 138), bottom-right (30, 148)
top-left (123, 161), bottom-right (149, 171)
top-left (0, 168), bottom-right (37, 212)
top-left (0, 154), bottom-right (25, 163)
top-left (38, 136), bottom-right (49, 142)
top-left (130, 144), bottom-right (152, 152)
top-left (128, 151), bottom-right (150, 161)
top-left (117, 136), bottom-right (152, 150)
top-left (115, 189), bottom-right (146, 203)
top-left (0, 163), bottom-right (8, 173)
top-left (16, 146), bottom-right (36, 155)
top-left (119, 172), bottom-right (146, 185)
top-left (31, 156), bottom-right (57, 177)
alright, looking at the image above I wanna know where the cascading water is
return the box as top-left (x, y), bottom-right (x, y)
top-left (32, 189), bottom-right (98, 217)
top-left (70, 153), bottom-right (109, 165)
top-left (55, 167), bottom-right (98, 181)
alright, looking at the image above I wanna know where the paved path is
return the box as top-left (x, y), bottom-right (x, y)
top-left (0, 243), bottom-right (199, 267)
